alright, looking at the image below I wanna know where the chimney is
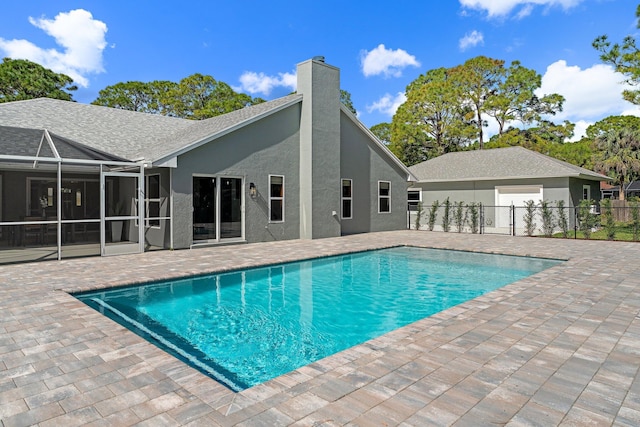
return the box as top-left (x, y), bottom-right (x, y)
top-left (296, 57), bottom-right (341, 239)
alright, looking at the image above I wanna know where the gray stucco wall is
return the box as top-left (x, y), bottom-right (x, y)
top-left (413, 177), bottom-right (573, 207)
top-left (569, 178), bottom-right (601, 206)
top-left (297, 59), bottom-right (342, 239)
top-left (340, 114), bottom-right (409, 234)
top-left (171, 105), bottom-right (301, 249)
top-left (411, 177), bottom-right (604, 231)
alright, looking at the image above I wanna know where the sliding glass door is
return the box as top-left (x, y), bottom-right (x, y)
top-left (193, 176), bottom-right (243, 243)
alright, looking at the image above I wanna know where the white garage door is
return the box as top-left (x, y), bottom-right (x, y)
top-left (496, 186), bottom-right (543, 228)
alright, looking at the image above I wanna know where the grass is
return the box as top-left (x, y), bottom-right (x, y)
top-left (553, 223), bottom-right (640, 241)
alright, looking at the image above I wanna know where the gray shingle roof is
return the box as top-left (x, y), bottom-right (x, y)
top-left (0, 125), bottom-right (126, 161)
top-left (0, 98), bottom-right (191, 161)
top-left (0, 95), bottom-right (303, 163)
top-left (408, 146), bottom-right (609, 182)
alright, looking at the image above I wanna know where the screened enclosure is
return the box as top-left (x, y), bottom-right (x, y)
top-left (0, 126), bottom-right (168, 264)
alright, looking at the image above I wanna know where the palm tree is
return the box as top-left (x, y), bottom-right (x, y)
top-left (593, 128), bottom-right (640, 200)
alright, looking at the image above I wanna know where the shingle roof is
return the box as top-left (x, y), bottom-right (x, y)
top-left (0, 95), bottom-right (302, 163)
top-left (0, 125), bottom-right (126, 161)
top-left (0, 98), bottom-right (191, 161)
top-left (409, 146), bottom-right (609, 182)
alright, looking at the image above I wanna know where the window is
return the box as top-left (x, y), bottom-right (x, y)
top-left (582, 184), bottom-right (591, 201)
top-left (269, 175), bottom-right (284, 222)
top-left (408, 190), bottom-right (421, 211)
top-left (146, 174), bottom-right (161, 227)
top-left (378, 181), bottom-right (391, 213)
top-left (341, 179), bottom-right (352, 219)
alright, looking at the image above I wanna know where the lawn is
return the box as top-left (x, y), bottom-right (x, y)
top-left (553, 223), bottom-right (640, 241)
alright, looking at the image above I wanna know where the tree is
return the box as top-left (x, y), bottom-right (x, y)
top-left (584, 115), bottom-right (640, 140)
top-left (390, 67), bottom-right (475, 165)
top-left (448, 56), bottom-right (505, 149)
top-left (166, 73), bottom-right (264, 119)
top-left (92, 80), bottom-right (177, 114)
top-left (92, 73), bottom-right (264, 119)
top-left (370, 122), bottom-right (391, 145)
top-left (593, 128), bottom-right (640, 200)
top-left (593, 4), bottom-right (640, 104)
top-left (485, 60), bottom-right (564, 135)
top-left (547, 138), bottom-right (593, 169)
top-left (340, 89), bottom-right (357, 114)
top-left (485, 120), bottom-right (575, 154)
top-left (0, 58), bottom-right (77, 103)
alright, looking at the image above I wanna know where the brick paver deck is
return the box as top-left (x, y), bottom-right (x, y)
top-left (1, 230), bottom-right (639, 426)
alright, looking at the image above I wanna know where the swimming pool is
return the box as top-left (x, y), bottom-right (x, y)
top-left (75, 246), bottom-right (561, 391)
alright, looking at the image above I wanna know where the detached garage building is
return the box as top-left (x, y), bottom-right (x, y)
top-left (408, 147), bottom-right (610, 233)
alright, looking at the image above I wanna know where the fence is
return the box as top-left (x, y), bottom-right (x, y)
top-left (407, 201), bottom-right (640, 240)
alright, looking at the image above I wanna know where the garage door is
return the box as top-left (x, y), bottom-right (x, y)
top-left (496, 186), bottom-right (543, 228)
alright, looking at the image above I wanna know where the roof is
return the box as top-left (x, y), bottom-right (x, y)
top-left (0, 125), bottom-right (127, 162)
top-left (0, 98), bottom-right (191, 161)
top-left (0, 95), bottom-right (414, 181)
top-left (0, 95), bottom-right (303, 164)
top-left (408, 146), bottom-right (609, 183)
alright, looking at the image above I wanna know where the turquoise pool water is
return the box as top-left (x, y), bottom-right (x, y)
top-left (75, 246), bottom-right (561, 391)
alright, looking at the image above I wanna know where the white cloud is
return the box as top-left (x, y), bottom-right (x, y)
top-left (538, 60), bottom-right (640, 140)
top-left (0, 9), bottom-right (108, 87)
top-left (459, 30), bottom-right (484, 51)
top-left (360, 44), bottom-right (420, 78)
top-left (569, 120), bottom-right (590, 142)
top-left (366, 92), bottom-right (407, 117)
top-left (236, 70), bottom-right (296, 96)
top-left (459, 0), bottom-right (583, 18)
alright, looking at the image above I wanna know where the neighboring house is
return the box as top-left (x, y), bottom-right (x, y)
top-left (0, 58), bottom-right (414, 263)
top-left (408, 147), bottom-right (609, 233)
top-left (601, 181), bottom-right (640, 200)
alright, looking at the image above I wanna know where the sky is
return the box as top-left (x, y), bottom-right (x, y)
top-left (1, 0), bottom-right (639, 141)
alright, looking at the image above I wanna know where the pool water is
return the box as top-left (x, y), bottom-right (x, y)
top-left (76, 246), bottom-right (561, 391)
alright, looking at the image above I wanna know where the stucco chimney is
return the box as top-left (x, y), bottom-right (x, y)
top-left (296, 57), bottom-right (341, 239)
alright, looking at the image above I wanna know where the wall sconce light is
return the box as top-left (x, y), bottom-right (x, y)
top-left (249, 182), bottom-right (257, 199)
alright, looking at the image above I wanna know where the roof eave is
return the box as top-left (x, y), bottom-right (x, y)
top-left (415, 173), bottom-right (611, 184)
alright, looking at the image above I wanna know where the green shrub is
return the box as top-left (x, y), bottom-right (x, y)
top-left (523, 200), bottom-right (537, 236)
top-left (442, 198), bottom-right (451, 232)
top-left (428, 200), bottom-right (439, 231)
top-left (454, 201), bottom-right (467, 233)
top-left (467, 203), bottom-right (479, 234)
top-left (578, 199), bottom-right (597, 240)
top-left (599, 198), bottom-right (615, 240)
top-left (539, 200), bottom-right (555, 237)
top-left (631, 197), bottom-right (640, 241)
top-left (414, 202), bottom-right (423, 230)
top-left (556, 200), bottom-right (569, 238)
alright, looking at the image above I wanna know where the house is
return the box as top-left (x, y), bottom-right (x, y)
top-left (0, 57), bottom-right (414, 264)
top-left (408, 147), bottom-right (609, 233)
top-left (601, 181), bottom-right (640, 200)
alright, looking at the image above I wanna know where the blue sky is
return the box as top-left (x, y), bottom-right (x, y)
top-left (1, 0), bottom-right (638, 140)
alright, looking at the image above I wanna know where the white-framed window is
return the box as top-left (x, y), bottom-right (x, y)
top-left (145, 174), bottom-right (161, 228)
top-left (408, 189), bottom-right (421, 211)
top-left (583, 184), bottom-right (591, 201)
top-left (378, 181), bottom-right (391, 213)
top-left (269, 175), bottom-right (284, 222)
top-left (341, 179), bottom-right (352, 219)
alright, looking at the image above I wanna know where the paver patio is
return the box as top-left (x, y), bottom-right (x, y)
top-left (1, 230), bottom-right (640, 426)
